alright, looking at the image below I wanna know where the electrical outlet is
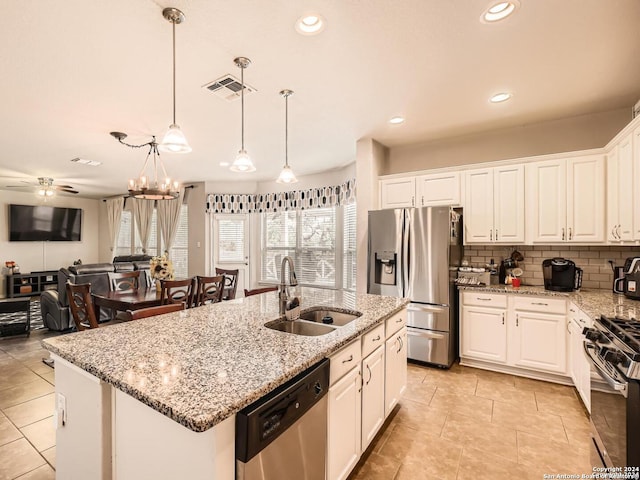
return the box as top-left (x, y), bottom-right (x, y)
top-left (57, 393), bottom-right (67, 427)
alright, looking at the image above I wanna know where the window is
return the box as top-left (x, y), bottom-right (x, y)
top-left (261, 204), bottom-right (356, 290)
top-left (217, 216), bottom-right (246, 263)
top-left (116, 202), bottom-right (189, 278)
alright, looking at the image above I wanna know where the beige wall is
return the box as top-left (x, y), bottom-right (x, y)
top-left (0, 191), bottom-right (101, 297)
top-left (186, 183), bottom-right (208, 277)
top-left (384, 108), bottom-right (630, 175)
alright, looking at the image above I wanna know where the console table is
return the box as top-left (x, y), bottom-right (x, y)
top-left (6, 271), bottom-right (58, 298)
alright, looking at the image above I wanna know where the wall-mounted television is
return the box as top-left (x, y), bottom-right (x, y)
top-left (9, 204), bottom-right (82, 241)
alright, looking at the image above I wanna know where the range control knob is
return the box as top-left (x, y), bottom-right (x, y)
top-left (603, 349), bottom-right (626, 365)
top-left (584, 328), bottom-right (603, 342)
top-left (314, 381), bottom-right (323, 396)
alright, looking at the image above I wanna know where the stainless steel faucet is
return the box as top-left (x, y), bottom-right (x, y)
top-left (279, 256), bottom-right (298, 315)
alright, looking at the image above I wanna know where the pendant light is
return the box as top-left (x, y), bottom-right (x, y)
top-left (276, 89), bottom-right (298, 184)
top-left (158, 7), bottom-right (192, 154)
top-left (230, 57), bottom-right (256, 173)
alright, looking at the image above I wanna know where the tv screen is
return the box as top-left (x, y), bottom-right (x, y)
top-left (9, 204), bottom-right (82, 241)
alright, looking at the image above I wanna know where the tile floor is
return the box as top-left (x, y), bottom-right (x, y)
top-left (349, 361), bottom-right (593, 480)
top-left (0, 329), bottom-right (592, 480)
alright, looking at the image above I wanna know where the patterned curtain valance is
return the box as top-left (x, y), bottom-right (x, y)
top-left (206, 179), bottom-right (355, 214)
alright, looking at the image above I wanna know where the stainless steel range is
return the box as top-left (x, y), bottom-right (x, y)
top-left (583, 316), bottom-right (640, 468)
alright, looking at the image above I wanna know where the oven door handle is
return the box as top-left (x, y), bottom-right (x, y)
top-left (583, 342), bottom-right (628, 397)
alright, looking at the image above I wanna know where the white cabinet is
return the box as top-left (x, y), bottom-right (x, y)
top-left (464, 165), bottom-right (524, 243)
top-left (384, 327), bottom-right (407, 417)
top-left (379, 177), bottom-right (416, 208)
top-left (460, 293), bottom-right (507, 363)
top-left (568, 304), bottom-right (591, 411)
top-left (633, 124), bottom-right (640, 239)
top-left (327, 363), bottom-right (361, 480)
top-left (380, 172), bottom-right (461, 209)
top-left (607, 134), bottom-right (634, 241)
top-left (510, 310), bottom-right (566, 374)
top-left (527, 155), bottom-right (605, 243)
top-left (416, 172), bottom-right (461, 206)
top-left (361, 346), bottom-right (385, 450)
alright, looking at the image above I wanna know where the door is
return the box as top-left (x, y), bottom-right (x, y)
top-left (567, 155), bottom-right (605, 242)
top-left (367, 209), bottom-right (404, 298)
top-left (380, 177), bottom-right (416, 209)
top-left (607, 146), bottom-right (620, 241)
top-left (634, 124), bottom-right (640, 240)
top-left (493, 165), bottom-right (525, 242)
top-left (511, 311), bottom-right (566, 373)
top-left (464, 168), bottom-right (494, 243)
top-left (617, 134), bottom-right (634, 241)
top-left (416, 172), bottom-right (460, 206)
top-left (212, 214), bottom-right (249, 296)
top-left (460, 305), bottom-right (507, 363)
top-left (361, 346), bottom-right (385, 450)
top-left (327, 367), bottom-right (361, 480)
top-left (527, 160), bottom-right (567, 242)
top-left (406, 207), bottom-right (451, 304)
top-left (384, 327), bottom-right (407, 416)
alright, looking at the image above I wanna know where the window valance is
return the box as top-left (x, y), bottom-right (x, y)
top-left (206, 179), bottom-right (355, 214)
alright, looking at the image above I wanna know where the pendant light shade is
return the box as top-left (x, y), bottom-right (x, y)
top-left (158, 8), bottom-right (191, 154)
top-left (230, 57), bottom-right (256, 173)
top-left (276, 89), bottom-right (298, 184)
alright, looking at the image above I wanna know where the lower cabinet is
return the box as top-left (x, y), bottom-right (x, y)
top-left (510, 310), bottom-right (566, 374)
top-left (568, 305), bottom-right (592, 411)
top-left (361, 346), bottom-right (385, 450)
top-left (460, 305), bottom-right (507, 363)
top-left (327, 366), bottom-right (362, 480)
top-left (384, 327), bottom-right (407, 416)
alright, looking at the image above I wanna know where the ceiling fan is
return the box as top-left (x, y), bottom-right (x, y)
top-left (5, 177), bottom-right (79, 196)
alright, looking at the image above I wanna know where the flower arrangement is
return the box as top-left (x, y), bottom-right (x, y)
top-left (150, 252), bottom-right (175, 284)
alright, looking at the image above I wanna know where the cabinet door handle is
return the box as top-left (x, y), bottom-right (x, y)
top-left (372, 335), bottom-right (381, 342)
top-left (616, 225), bottom-right (621, 239)
top-left (476, 297), bottom-right (491, 301)
top-left (490, 229), bottom-right (493, 241)
top-left (396, 317), bottom-right (403, 323)
top-left (421, 196), bottom-right (424, 206)
top-left (396, 336), bottom-right (403, 353)
top-left (411, 196), bottom-right (415, 207)
top-left (495, 229), bottom-right (498, 241)
top-left (562, 228), bottom-right (565, 241)
top-left (532, 302), bottom-right (548, 306)
top-left (569, 227), bottom-right (573, 240)
top-left (567, 320), bottom-right (571, 334)
top-left (366, 364), bottom-right (372, 385)
top-left (342, 355), bottom-right (353, 364)
top-left (516, 314), bottom-right (519, 327)
top-left (502, 313), bottom-right (505, 325)
top-left (358, 370), bottom-right (362, 393)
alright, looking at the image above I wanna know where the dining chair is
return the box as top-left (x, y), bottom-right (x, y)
top-left (121, 303), bottom-right (185, 321)
top-left (159, 278), bottom-right (195, 307)
top-left (215, 268), bottom-right (239, 300)
top-left (108, 271), bottom-right (140, 292)
top-left (66, 282), bottom-right (100, 331)
top-left (244, 286), bottom-right (278, 297)
top-left (194, 275), bottom-right (225, 306)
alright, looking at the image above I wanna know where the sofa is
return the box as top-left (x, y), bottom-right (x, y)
top-left (40, 256), bottom-right (152, 331)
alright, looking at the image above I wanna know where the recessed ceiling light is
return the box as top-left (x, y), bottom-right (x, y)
top-left (219, 161), bottom-right (230, 167)
top-left (481, 1), bottom-right (519, 23)
top-left (295, 14), bottom-right (326, 35)
top-left (389, 116), bottom-right (405, 125)
top-left (489, 92), bottom-right (512, 103)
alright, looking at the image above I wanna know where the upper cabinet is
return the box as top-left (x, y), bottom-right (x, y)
top-left (380, 172), bottom-right (460, 209)
top-left (527, 155), bottom-right (605, 243)
top-left (607, 133), bottom-right (634, 242)
top-left (633, 125), bottom-right (640, 240)
top-left (464, 165), bottom-right (524, 244)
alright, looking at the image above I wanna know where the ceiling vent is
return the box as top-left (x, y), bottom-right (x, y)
top-left (70, 157), bottom-right (101, 166)
top-left (202, 74), bottom-right (257, 101)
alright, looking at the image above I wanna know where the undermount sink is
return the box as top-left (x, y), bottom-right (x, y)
top-left (265, 319), bottom-right (337, 336)
top-left (298, 308), bottom-right (362, 327)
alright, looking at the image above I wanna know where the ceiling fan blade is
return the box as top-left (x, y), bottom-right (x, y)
top-left (5, 185), bottom-right (27, 188)
top-left (55, 184), bottom-right (74, 189)
top-left (57, 188), bottom-right (79, 194)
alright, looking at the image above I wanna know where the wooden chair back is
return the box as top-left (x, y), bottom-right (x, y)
top-left (244, 286), bottom-right (278, 297)
top-left (159, 278), bottom-right (194, 307)
top-left (121, 303), bottom-right (185, 321)
top-left (66, 282), bottom-right (100, 331)
top-left (215, 268), bottom-right (239, 300)
top-left (108, 271), bottom-right (140, 292)
top-left (194, 275), bottom-right (225, 306)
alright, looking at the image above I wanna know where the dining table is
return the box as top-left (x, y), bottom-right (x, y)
top-left (92, 287), bottom-right (163, 320)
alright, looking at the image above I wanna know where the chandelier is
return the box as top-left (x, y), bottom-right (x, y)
top-left (110, 132), bottom-right (179, 200)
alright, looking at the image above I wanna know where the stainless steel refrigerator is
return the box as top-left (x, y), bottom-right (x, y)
top-left (367, 206), bottom-right (462, 368)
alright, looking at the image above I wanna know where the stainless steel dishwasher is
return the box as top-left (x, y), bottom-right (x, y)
top-left (236, 358), bottom-right (329, 480)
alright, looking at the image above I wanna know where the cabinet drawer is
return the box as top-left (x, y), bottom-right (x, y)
top-left (329, 340), bottom-right (361, 386)
top-left (512, 296), bottom-right (566, 314)
top-left (386, 310), bottom-right (406, 338)
top-left (362, 323), bottom-right (385, 358)
top-left (462, 292), bottom-right (507, 308)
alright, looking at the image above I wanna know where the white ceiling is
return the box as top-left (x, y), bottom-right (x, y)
top-left (1, 0), bottom-right (639, 198)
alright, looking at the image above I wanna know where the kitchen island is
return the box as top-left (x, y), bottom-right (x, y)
top-left (42, 288), bottom-right (408, 479)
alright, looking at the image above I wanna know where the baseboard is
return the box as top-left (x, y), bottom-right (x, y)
top-left (459, 357), bottom-right (573, 385)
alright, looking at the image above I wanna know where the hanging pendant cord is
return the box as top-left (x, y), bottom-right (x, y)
top-left (285, 94), bottom-right (289, 167)
top-left (240, 65), bottom-right (245, 150)
top-left (172, 20), bottom-right (176, 125)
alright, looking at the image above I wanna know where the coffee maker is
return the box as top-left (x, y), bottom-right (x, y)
top-left (542, 258), bottom-right (583, 292)
top-left (622, 257), bottom-right (640, 300)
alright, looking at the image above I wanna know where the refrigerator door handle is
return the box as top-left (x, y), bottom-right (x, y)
top-left (401, 208), bottom-right (410, 298)
top-left (407, 304), bottom-right (448, 312)
top-left (407, 329), bottom-right (446, 340)
top-left (393, 209), bottom-right (405, 298)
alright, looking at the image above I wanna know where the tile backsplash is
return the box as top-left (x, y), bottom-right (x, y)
top-left (463, 245), bottom-right (640, 289)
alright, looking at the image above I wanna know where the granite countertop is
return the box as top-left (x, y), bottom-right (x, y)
top-left (458, 284), bottom-right (640, 321)
top-left (42, 288), bottom-right (408, 433)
